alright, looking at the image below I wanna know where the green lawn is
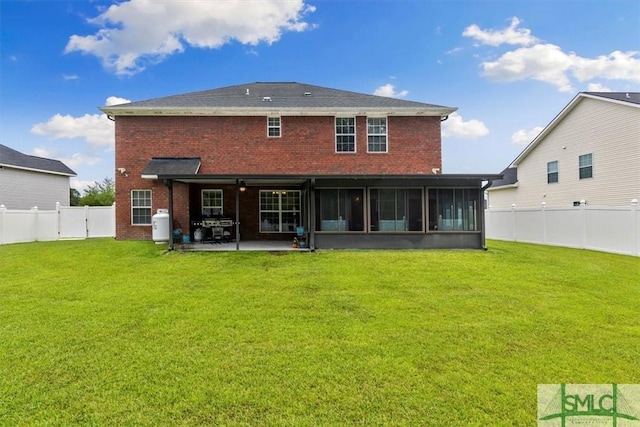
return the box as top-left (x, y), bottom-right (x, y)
top-left (0, 239), bottom-right (638, 426)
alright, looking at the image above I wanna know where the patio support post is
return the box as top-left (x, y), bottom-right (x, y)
top-left (480, 180), bottom-right (493, 250)
top-left (235, 179), bottom-right (240, 251)
top-left (166, 179), bottom-right (175, 251)
top-left (309, 178), bottom-right (316, 250)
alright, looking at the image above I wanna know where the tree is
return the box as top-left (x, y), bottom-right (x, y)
top-left (79, 177), bottom-right (115, 206)
top-left (70, 188), bottom-right (81, 206)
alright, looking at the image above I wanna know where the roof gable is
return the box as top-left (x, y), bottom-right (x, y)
top-left (0, 144), bottom-right (76, 176)
top-left (511, 92), bottom-right (639, 167)
top-left (100, 82), bottom-right (457, 117)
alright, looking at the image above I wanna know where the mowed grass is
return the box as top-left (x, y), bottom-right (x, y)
top-left (0, 239), bottom-right (639, 426)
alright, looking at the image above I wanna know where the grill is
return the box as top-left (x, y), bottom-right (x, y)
top-left (202, 218), bottom-right (234, 227)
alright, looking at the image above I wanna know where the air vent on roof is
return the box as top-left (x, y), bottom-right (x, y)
top-left (246, 88), bottom-right (250, 95)
top-left (262, 96), bottom-right (272, 102)
top-left (303, 92), bottom-right (311, 96)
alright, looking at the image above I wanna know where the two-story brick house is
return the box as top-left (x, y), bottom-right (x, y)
top-left (101, 82), bottom-right (500, 250)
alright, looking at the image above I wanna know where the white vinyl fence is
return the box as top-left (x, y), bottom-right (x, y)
top-left (485, 200), bottom-right (640, 257)
top-left (0, 202), bottom-right (115, 245)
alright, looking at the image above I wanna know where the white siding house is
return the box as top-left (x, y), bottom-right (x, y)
top-left (487, 92), bottom-right (640, 209)
top-left (0, 144), bottom-right (76, 210)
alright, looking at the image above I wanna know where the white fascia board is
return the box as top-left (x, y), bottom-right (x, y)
top-left (141, 174), bottom-right (158, 180)
top-left (100, 106), bottom-right (458, 117)
top-left (0, 163), bottom-right (76, 177)
top-left (485, 182), bottom-right (519, 191)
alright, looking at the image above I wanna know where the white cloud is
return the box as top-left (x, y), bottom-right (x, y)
top-left (71, 178), bottom-right (99, 192)
top-left (63, 74), bottom-right (79, 80)
top-left (481, 45), bottom-right (640, 92)
top-left (32, 147), bottom-right (101, 171)
top-left (586, 83), bottom-right (612, 92)
top-left (463, 17), bottom-right (538, 47)
top-left (511, 126), bottom-right (544, 146)
top-left (441, 112), bottom-right (489, 139)
top-left (572, 50), bottom-right (640, 82)
top-left (31, 113), bottom-right (115, 149)
top-left (106, 96), bottom-right (131, 106)
top-left (482, 43), bottom-right (575, 91)
top-left (64, 0), bottom-right (316, 75)
top-left (373, 83), bottom-right (408, 98)
top-left (465, 18), bottom-right (640, 92)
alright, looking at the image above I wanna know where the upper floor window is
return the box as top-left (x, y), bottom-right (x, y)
top-left (335, 117), bottom-right (355, 152)
top-left (547, 161), bottom-right (559, 183)
top-left (579, 153), bottom-right (593, 179)
top-left (131, 189), bottom-right (152, 225)
top-left (202, 189), bottom-right (223, 216)
top-left (367, 117), bottom-right (387, 153)
top-left (267, 117), bottom-right (281, 137)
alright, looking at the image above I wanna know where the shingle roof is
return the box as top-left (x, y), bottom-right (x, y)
top-left (582, 92), bottom-right (640, 105)
top-left (101, 82), bottom-right (456, 116)
top-left (141, 158), bottom-right (201, 177)
top-left (0, 144), bottom-right (76, 176)
top-left (486, 167), bottom-right (517, 189)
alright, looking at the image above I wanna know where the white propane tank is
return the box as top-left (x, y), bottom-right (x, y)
top-left (151, 209), bottom-right (170, 243)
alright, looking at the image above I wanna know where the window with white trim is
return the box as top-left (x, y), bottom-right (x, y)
top-left (131, 190), bottom-right (152, 225)
top-left (547, 161), bottom-right (559, 183)
top-left (367, 117), bottom-right (387, 152)
top-left (268, 117), bottom-right (281, 137)
top-left (259, 190), bottom-right (301, 233)
top-left (579, 153), bottom-right (593, 179)
top-left (202, 189), bottom-right (223, 216)
top-left (335, 117), bottom-right (355, 152)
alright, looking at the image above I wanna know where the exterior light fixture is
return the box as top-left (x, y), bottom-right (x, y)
top-left (239, 181), bottom-right (246, 192)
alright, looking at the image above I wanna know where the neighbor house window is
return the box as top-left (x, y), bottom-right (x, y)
top-left (336, 117), bottom-right (356, 152)
top-left (131, 189), bottom-right (152, 225)
top-left (547, 161), bottom-right (559, 183)
top-left (202, 189), bottom-right (223, 216)
top-left (579, 153), bottom-right (593, 179)
top-left (267, 117), bottom-right (281, 137)
top-left (428, 189), bottom-right (479, 231)
top-left (260, 190), bottom-right (301, 233)
top-left (367, 117), bottom-right (387, 152)
top-left (315, 189), bottom-right (364, 232)
top-left (370, 188), bottom-right (422, 231)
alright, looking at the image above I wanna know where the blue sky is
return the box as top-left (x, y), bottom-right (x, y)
top-left (1, 0), bottom-right (639, 191)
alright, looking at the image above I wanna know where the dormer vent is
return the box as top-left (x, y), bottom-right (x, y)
top-left (262, 96), bottom-right (272, 102)
top-left (303, 92), bottom-right (312, 96)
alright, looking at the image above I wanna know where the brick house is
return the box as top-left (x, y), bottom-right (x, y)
top-left (101, 82), bottom-right (500, 250)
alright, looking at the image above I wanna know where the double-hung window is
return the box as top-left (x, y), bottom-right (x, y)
top-left (202, 189), bottom-right (223, 216)
top-left (131, 190), bottom-right (152, 225)
top-left (260, 190), bottom-right (301, 233)
top-left (367, 117), bottom-right (387, 152)
top-left (579, 153), bottom-right (593, 179)
top-left (267, 117), bottom-right (281, 137)
top-left (547, 161), bottom-right (559, 183)
top-left (335, 117), bottom-right (355, 152)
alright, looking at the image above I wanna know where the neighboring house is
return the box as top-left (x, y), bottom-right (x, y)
top-left (487, 92), bottom-right (640, 209)
top-left (0, 144), bottom-right (76, 210)
top-left (100, 82), bottom-right (500, 250)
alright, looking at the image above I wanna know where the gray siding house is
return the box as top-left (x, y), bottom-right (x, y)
top-left (0, 144), bottom-right (76, 210)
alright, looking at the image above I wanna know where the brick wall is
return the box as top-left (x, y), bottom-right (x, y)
top-left (115, 115), bottom-right (442, 240)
